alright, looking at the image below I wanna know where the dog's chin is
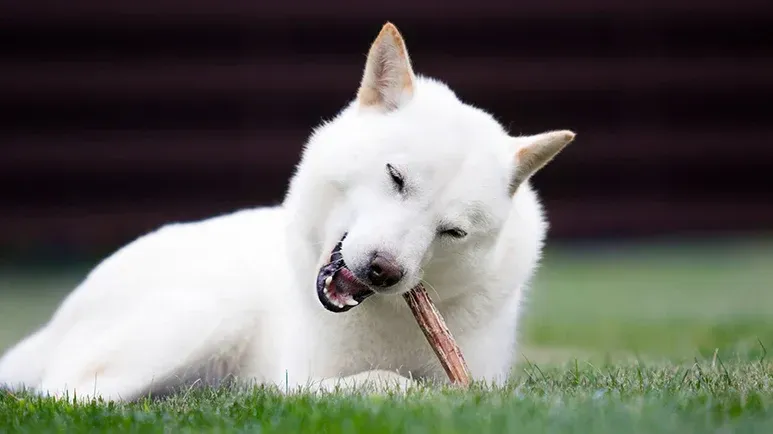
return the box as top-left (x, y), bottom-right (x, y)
top-left (316, 234), bottom-right (376, 313)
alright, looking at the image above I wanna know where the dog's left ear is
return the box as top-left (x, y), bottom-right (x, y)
top-left (357, 22), bottom-right (416, 112)
top-left (508, 130), bottom-right (576, 196)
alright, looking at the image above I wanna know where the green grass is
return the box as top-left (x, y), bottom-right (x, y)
top-left (2, 360), bottom-right (772, 433)
top-left (522, 239), bottom-right (773, 362)
top-left (1, 237), bottom-right (772, 433)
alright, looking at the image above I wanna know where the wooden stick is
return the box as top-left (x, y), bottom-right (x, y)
top-left (402, 284), bottom-right (472, 386)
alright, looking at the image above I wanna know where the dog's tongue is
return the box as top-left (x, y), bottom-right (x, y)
top-left (332, 267), bottom-right (373, 300)
top-left (319, 265), bottom-right (374, 312)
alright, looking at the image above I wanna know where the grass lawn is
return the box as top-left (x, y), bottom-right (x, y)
top-left (1, 237), bottom-right (772, 433)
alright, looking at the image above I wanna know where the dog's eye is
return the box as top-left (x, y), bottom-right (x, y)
top-left (439, 228), bottom-right (467, 239)
top-left (386, 163), bottom-right (404, 192)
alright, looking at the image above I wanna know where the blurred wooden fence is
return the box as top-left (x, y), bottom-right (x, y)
top-left (1, 0), bottom-right (772, 253)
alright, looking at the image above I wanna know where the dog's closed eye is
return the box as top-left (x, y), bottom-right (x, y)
top-left (438, 227), bottom-right (467, 239)
top-left (386, 163), bottom-right (405, 193)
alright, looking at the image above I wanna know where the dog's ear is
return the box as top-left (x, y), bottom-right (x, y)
top-left (357, 22), bottom-right (416, 112)
top-left (508, 130), bottom-right (576, 196)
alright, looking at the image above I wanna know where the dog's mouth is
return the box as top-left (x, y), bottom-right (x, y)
top-left (316, 233), bottom-right (375, 313)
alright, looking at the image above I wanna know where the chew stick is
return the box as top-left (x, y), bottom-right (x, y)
top-left (403, 284), bottom-right (472, 386)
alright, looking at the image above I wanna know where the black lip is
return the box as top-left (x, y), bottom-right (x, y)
top-left (316, 262), bottom-right (350, 313)
top-left (316, 233), bottom-right (374, 313)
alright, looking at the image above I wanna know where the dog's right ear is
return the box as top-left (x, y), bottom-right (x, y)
top-left (357, 22), bottom-right (416, 112)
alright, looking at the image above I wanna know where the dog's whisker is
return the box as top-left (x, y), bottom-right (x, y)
top-left (419, 278), bottom-right (442, 302)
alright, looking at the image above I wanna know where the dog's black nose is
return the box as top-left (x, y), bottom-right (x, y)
top-left (367, 253), bottom-right (403, 287)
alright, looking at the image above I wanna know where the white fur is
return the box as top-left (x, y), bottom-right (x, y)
top-left (0, 23), bottom-right (575, 402)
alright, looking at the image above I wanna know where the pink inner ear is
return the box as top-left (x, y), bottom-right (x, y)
top-left (509, 143), bottom-right (542, 196)
top-left (516, 146), bottom-right (531, 162)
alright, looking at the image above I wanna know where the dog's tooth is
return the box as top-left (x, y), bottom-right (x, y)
top-left (324, 276), bottom-right (332, 288)
top-left (344, 297), bottom-right (359, 307)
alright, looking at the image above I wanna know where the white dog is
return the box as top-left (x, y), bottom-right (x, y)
top-left (0, 22), bottom-right (575, 401)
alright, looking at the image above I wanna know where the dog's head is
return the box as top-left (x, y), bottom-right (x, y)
top-left (289, 23), bottom-right (575, 313)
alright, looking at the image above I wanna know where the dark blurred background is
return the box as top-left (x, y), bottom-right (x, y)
top-left (1, 0), bottom-right (771, 261)
top-left (0, 0), bottom-right (772, 361)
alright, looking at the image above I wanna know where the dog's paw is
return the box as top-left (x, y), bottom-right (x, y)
top-left (309, 369), bottom-right (418, 395)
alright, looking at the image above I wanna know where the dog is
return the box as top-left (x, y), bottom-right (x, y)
top-left (0, 22), bottom-right (575, 401)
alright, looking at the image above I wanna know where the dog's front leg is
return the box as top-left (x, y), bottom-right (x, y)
top-left (308, 369), bottom-right (419, 394)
